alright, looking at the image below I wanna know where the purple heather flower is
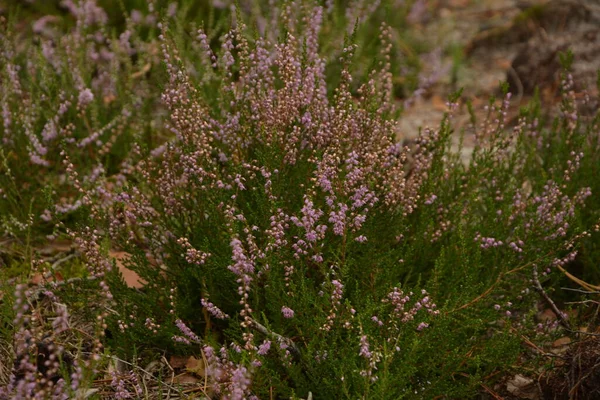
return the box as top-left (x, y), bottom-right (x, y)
top-left (167, 2), bottom-right (178, 17)
top-left (281, 306), bottom-right (294, 318)
top-left (257, 340), bottom-right (271, 355)
top-left (424, 194), bottom-right (437, 205)
top-left (201, 298), bottom-right (229, 320)
top-left (359, 335), bottom-right (371, 358)
top-left (416, 322), bottom-right (429, 331)
top-left (175, 319), bottom-right (200, 342)
top-left (230, 367), bottom-right (251, 400)
top-left (78, 88), bottom-right (94, 107)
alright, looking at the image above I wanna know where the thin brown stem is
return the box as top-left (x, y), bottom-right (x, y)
top-left (532, 265), bottom-right (571, 330)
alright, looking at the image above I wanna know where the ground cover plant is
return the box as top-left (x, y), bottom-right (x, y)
top-left (1, 0), bottom-right (600, 399)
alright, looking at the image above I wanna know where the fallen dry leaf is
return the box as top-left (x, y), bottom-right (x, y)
top-left (506, 374), bottom-right (539, 400)
top-left (185, 356), bottom-right (206, 377)
top-left (552, 337), bottom-right (571, 348)
top-left (110, 251), bottom-right (147, 289)
top-left (30, 273), bottom-right (44, 286)
top-left (168, 355), bottom-right (189, 369)
top-left (536, 308), bottom-right (556, 323)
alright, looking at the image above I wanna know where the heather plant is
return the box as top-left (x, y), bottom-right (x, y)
top-left (1, 1), bottom-right (600, 399)
top-left (53, 8), bottom-right (598, 400)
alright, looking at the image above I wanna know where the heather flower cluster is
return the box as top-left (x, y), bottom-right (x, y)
top-left (173, 319), bottom-right (200, 345)
top-left (201, 345), bottom-right (254, 399)
top-left (110, 371), bottom-right (143, 400)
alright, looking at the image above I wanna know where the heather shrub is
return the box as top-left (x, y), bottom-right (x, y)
top-left (1, 1), bottom-right (600, 399)
top-left (59, 9), bottom-right (598, 400)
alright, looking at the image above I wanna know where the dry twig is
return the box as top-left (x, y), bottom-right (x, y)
top-left (532, 265), bottom-right (571, 330)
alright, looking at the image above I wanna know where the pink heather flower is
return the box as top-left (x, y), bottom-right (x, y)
top-left (350, 185), bottom-right (373, 209)
top-left (145, 14), bottom-right (157, 26)
top-left (130, 9), bottom-right (143, 24)
top-left (281, 306), bottom-right (295, 318)
top-left (407, 0), bottom-right (427, 24)
top-left (257, 340), bottom-right (271, 355)
top-left (173, 336), bottom-right (191, 345)
top-left (41, 120), bottom-right (58, 142)
top-left (111, 371), bottom-right (137, 399)
top-left (230, 342), bottom-right (242, 353)
top-left (167, 2), bottom-right (178, 17)
top-left (175, 319), bottom-right (200, 342)
top-left (306, 231), bottom-right (317, 241)
top-left (201, 298), bottom-right (229, 320)
top-left (32, 15), bottom-right (58, 34)
top-left (416, 322), bottom-right (429, 331)
top-left (329, 204), bottom-right (348, 235)
top-left (353, 214), bottom-right (367, 229)
top-left (355, 235), bottom-right (367, 243)
top-left (509, 242), bottom-right (523, 253)
top-left (230, 366), bottom-right (251, 399)
top-left (52, 303), bottom-right (69, 333)
top-left (62, 0), bottom-right (107, 25)
top-left (424, 194), bottom-right (437, 205)
top-left (331, 280), bottom-right (344, 298)
top-left (70, 360), bottom-right (83, 392)
top-left (40, 209), bottom-right (52, 222)
top-left (78, 88), bottom-right (94, 107)
top-left (359, 335), bottom-right (371, 358)
top-left (228, 238), bottom-right (255, 275)
top-left (494, 304), bottom-right (501, 311)
top-left (30, 152), bottom-right (50, 167)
